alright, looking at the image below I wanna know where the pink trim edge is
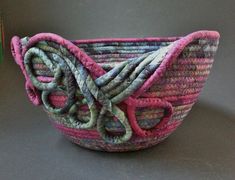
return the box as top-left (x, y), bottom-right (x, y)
top-left (11, 36), bottom-right (41, 105)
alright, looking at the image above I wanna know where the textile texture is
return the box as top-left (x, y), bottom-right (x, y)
top-left (11, 30), bottom-right (220, 152)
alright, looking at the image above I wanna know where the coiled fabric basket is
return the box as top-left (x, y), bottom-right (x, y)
top-left (11, 30), bottom-right (220, 152)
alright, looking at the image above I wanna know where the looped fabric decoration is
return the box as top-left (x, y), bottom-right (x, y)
top-left (11, 30), bottom-right (220, 151)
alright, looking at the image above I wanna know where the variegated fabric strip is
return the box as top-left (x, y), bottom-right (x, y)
top-left (23, 38), bottom-right (173, 144)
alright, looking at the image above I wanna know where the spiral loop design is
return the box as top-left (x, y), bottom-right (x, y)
top-left (18, 35), bottom-right (173, 144)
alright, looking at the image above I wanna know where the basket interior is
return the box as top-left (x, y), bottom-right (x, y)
top-left (75, 40), bottom-right (174, 70)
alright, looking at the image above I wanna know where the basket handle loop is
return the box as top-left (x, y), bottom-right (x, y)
top-left (11, 36), bottom-right (41, 105)
top-left (127, 97), bottom-right (173, 137)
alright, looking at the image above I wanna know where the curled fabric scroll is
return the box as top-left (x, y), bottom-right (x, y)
top-left (13, 36), bottom-right (174, 144)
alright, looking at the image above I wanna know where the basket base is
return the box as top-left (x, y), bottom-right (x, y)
top-left (52, 120), bottom-right (182, 152)
top-left (61, 129), bottom-right (179, 152)
top-left (65, 135), bottom-right (169, 152)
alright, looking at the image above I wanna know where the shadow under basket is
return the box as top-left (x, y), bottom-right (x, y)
top-left (11, 30), bottom-right (220, 152)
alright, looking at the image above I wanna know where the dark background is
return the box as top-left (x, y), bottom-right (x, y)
top-left (0, 0), bottom-right (234, 179)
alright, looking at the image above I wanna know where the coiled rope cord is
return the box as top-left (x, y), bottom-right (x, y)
top-left (10, 31), bottom-right (220, 144)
